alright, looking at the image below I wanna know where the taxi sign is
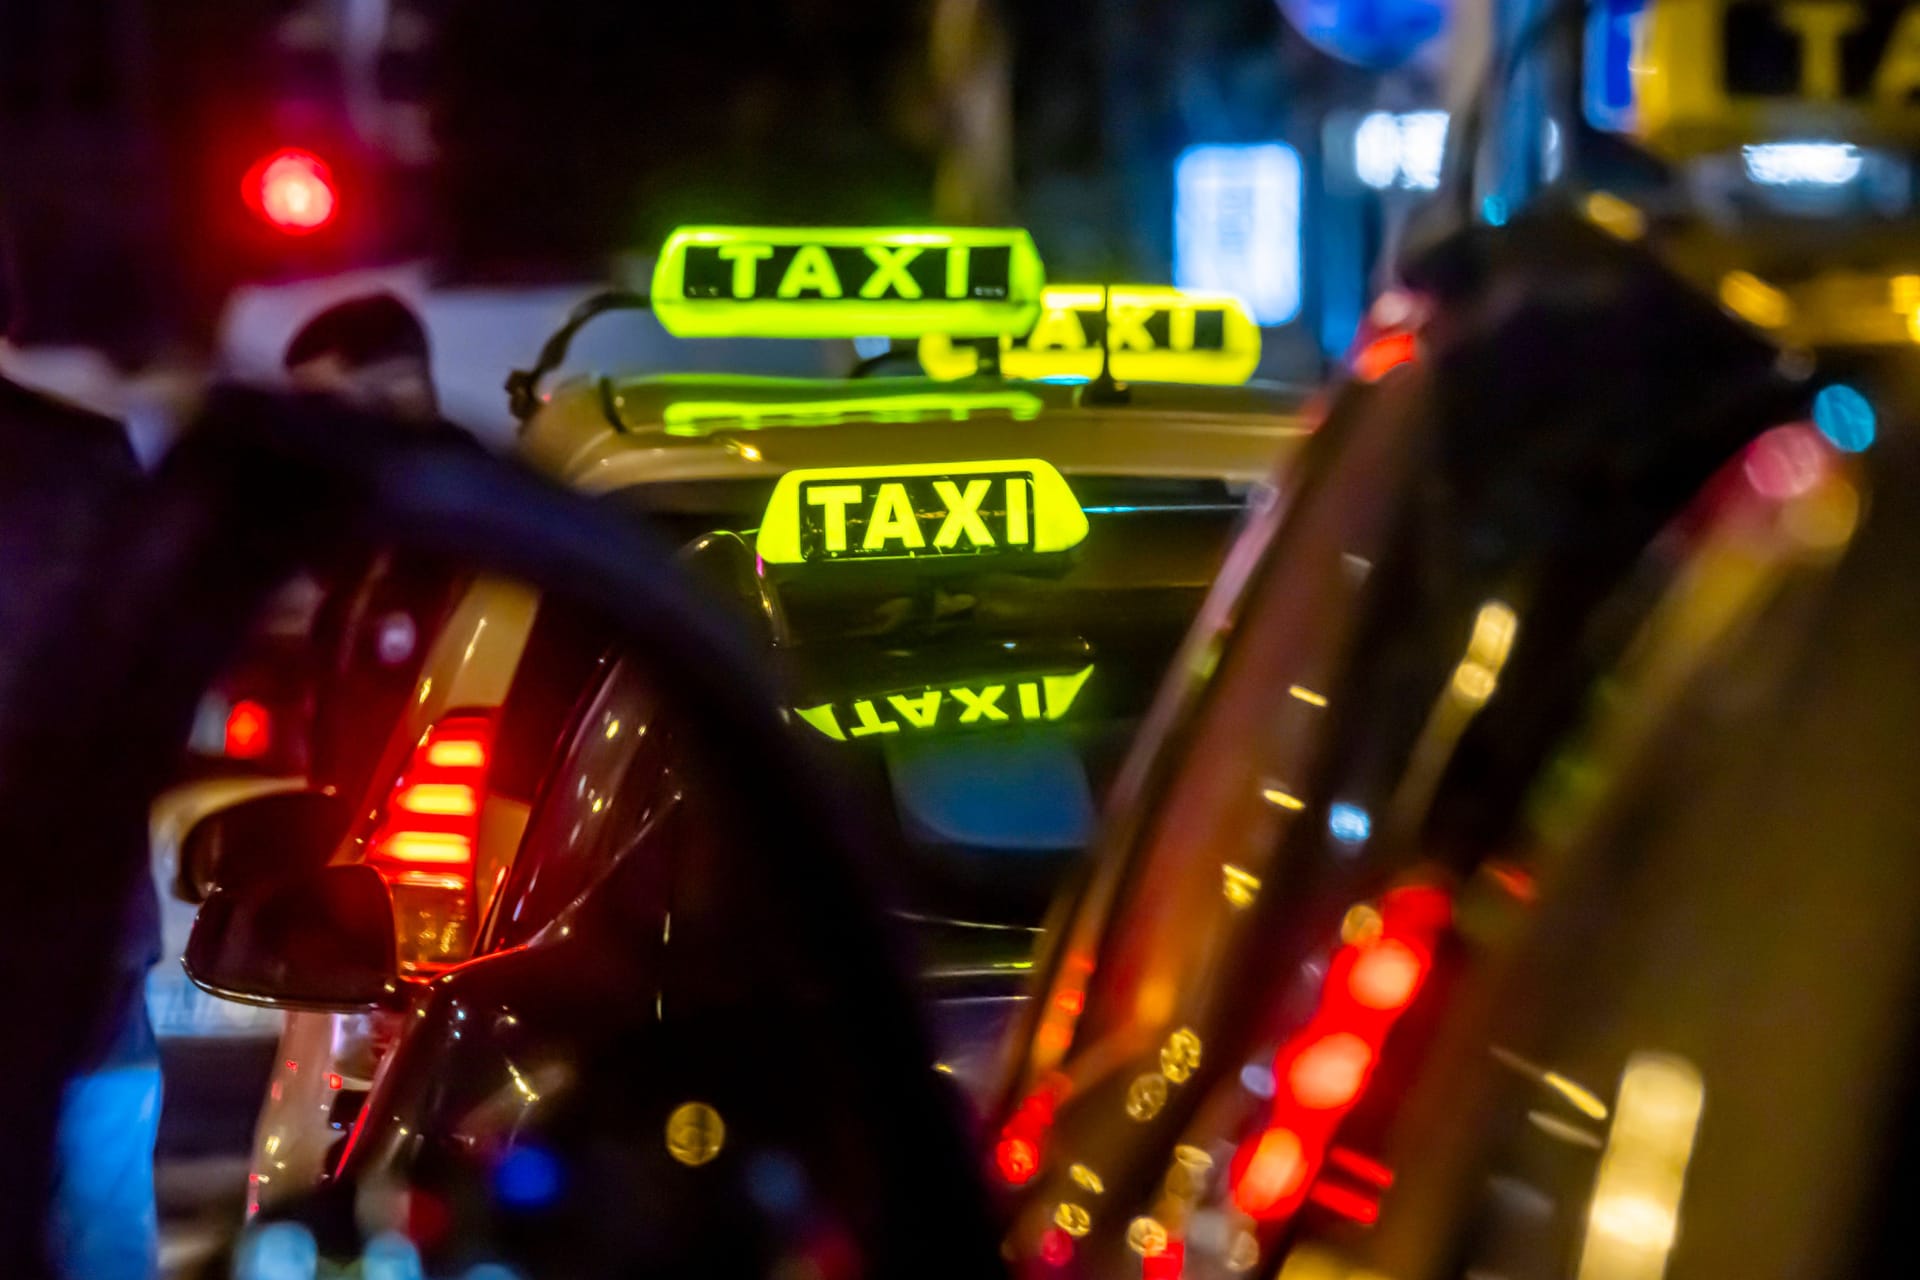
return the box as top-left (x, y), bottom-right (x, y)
top-left (917, 284), bottom-right (1261, 384)
top-left (795, 665), bottom-right (1095, 740)
top-left (755, 459), bottom-right (1088, 565)
top-left (652, 226), bottom-right (1046, 339)
top-left (1629, 0), bottom-right (1920, 154)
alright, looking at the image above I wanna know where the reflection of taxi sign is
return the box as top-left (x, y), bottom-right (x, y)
top-left (652, 226), bottom-right (1046, 339)
top-left (917, 285), bottom-right (1261, 384)
top-left (756, 459), bottom-right (1087, 565)
top-left (661, 388), bottom-right (1044, 437)
top-left (1630, 0), bottom-right (1920, 153)
top-left (795, 665), bottom-right (1094, 740)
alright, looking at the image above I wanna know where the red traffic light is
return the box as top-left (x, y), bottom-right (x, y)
top-left (244, 148), bottom-right (337, 234)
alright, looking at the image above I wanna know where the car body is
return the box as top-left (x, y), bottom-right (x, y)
top-left (232, 362), bottom-right (1310, 1211)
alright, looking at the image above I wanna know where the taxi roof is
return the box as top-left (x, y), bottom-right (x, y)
top-left (517, 373), bottom-right (1312, 496)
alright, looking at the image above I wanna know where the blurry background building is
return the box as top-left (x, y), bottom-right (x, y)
top-left (0, 0), bottom-right (1453, 439)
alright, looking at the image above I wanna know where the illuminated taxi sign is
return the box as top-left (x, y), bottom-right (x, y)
top-left (1630, 0), bottom-right (1920, 154)
top-left (795, 665), bottom-right (1094, 740)
top-left (918, 284), bottom-right (1261, 384)
top-left (755, 459), bottom-right (1087, 565)
top-left (662, 388), bottom-right (1043, 437)
top-left (652, 226), bottom-right (1046, 339)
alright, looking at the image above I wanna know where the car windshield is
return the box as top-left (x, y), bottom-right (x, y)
top-left (609, 472), bottom-right (1254, 939)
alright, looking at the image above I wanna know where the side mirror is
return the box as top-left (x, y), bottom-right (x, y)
top-left (184, 864), bottom-right (401, 1010)
top-left (177, 788), bottom-right (354, 903)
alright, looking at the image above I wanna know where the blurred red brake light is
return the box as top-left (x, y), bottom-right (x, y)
top-left (1230, 884), bottom-right (1449, 1222)
top-left (223, 699), bottom-right (273, 759)
top-left (366, 713), bottom-right (495, 889)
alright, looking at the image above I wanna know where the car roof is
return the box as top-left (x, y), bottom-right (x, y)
top-left (516, 373), bottom-right (1312, 495)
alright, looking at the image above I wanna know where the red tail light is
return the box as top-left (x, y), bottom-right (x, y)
top-left (1230, 884), bottom-right (1448, 1223)
top-left (367, 714), bottom-right (495, 891)
top-left (995, 1072), bottom-right (1069, 1186)
top-left (223, 699), bottom-right (273, 759)
top-left (1351, 331), bottom-right (1417, 382)
top-left (244, 147), bottom-right (338, 234)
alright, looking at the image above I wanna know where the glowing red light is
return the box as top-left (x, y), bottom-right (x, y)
top-left (1233, 1127), bottom-right (1309, 1216)
top-left (1054, 988), bottom-right (1085, 1016)
top-left (224, 699), bottom-right (272, 759)
top-left (1038, 1227), bottom-right (1074, 1267)
top-left (245, 148), bottom-right (337, 233)
top-left (1353, 331), bottom-right (1417, 382)
top-left (1325, 1147), bottom-right (1394, 1188)
top-left (995, 1135), bottom-right (1039, 1185)
top-left (327, 1073), bottom-right (344, 1091)
top-left (1347, 939), bottom-right (1425, 1012)
top-left (1307, 1179), bottom-right (1381, 1224)
top-left (368, 714), bottom-right (495, 886)
top-left (1287, 1033), bottom-right (1374, 1110)
top-left (1229, 882), bottom-right (1452, 1227)
top-left (1142, 1241), bottom-right (1186, 1280)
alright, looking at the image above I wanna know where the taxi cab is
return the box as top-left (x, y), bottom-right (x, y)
top-left (179, 225), bottom-right (1310, 1212)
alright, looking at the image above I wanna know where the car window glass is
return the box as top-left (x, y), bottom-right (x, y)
top-left (485, 656), bottom-right (680, 952)
top-left (1030, 380), bottom-right (1429, 1062)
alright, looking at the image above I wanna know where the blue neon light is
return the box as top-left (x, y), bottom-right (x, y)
top-left (1814, 384), bottom-right (1875, 453)
top-left (1328, 801), bottom-right (1372, 845)
top-left (1175, 143), bottom-right (1303, 326)
top-left (493, 1145), bottom-right (564, 1209)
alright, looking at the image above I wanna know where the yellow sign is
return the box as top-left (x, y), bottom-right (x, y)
top-left (1634, 0), bottom-right (1920, 154)
top-left (660, 387), bottom-right (1043, 437)
top-left (652, 226), bottom-right (1046, 339)
top-left (919, 284), bottom-right (1261, 384)
top-left (795, 665), bottom-right (1094, 740)
top-left (755, 458), bottom-right (1088, 564)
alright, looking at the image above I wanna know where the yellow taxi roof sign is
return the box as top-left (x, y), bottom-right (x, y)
top-left (917, 284), bottom-right (1261, 385)
top-left (1632, 0), bottom-right (1920, 155)
top-left (652, 226), bottom-right (1046, 339)
top-left (756, 458), bottom-right (1087, 565)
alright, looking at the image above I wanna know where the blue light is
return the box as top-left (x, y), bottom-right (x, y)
top-left (363, 1232), bottom-right (425, 1280)
top-left (1274, 0), bottom-right (1447, 69)
top-left (1328, 802), bottom-right (1371, 844)
top-left (1814, 384), bottom-right (1875, 452)
top-left (493, 1144), bottom-right (563, 1209)
top-left (745, 1150), bottom-right (809, 1216)
top-left (1482, 194), bottom-right (1509, 226)
top-left (234, 1222), bottom-right (318, 1280)
top-left (1175, 143), bottom-right (1303, 325)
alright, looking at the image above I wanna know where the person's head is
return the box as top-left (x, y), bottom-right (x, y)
top-left (284, 293), bottom-right (436, 422)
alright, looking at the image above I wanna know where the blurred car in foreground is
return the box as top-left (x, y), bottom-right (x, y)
top-left (177, 225), bottom-right (1309, 1214)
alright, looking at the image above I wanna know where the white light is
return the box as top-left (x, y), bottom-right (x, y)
top-left (1352, 111), bottom-right (1449, 192)
top-left (1355, 112), bottom-right (1402, 189)
top-left (1742, 141), bottom-right (1863, 187)
top-left (1399, 111), bottom-right (1449, 190)
top-left (1174, 143), bottom-right (1302, 325)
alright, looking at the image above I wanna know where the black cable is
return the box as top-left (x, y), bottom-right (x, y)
top-left (504, 289), bottom-right (652, 422)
